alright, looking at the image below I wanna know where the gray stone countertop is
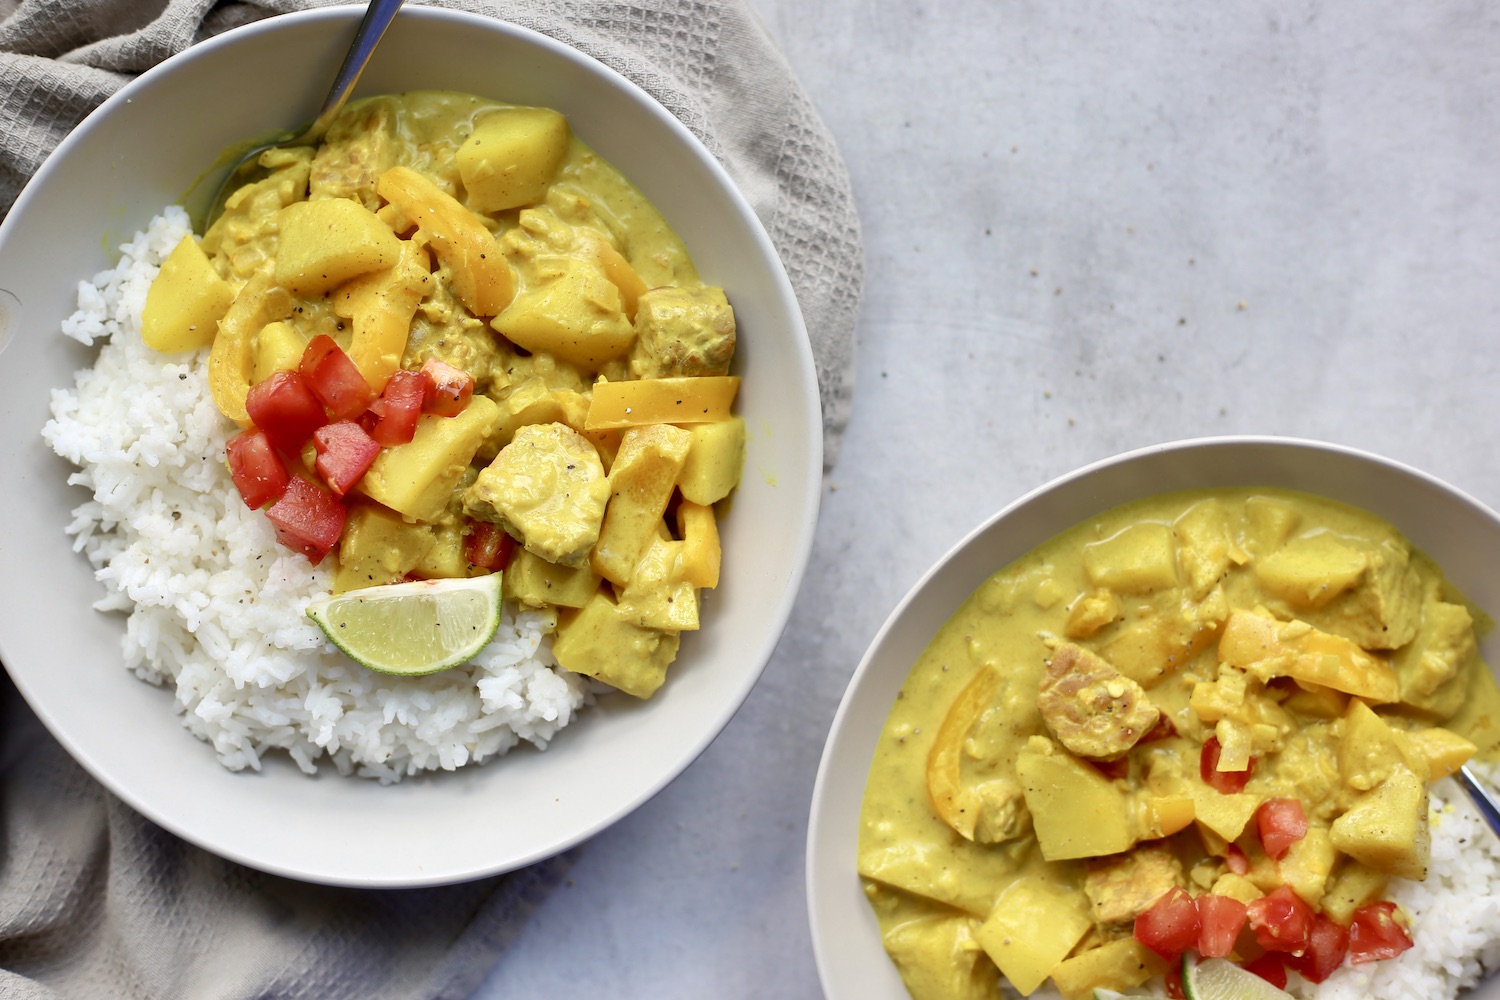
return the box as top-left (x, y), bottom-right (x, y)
top-left (473, 2), bottom-right (1500, 997)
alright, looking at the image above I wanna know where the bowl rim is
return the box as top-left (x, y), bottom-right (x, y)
top-left (805, 433), bottom-right (1500, 996)
top-left (0, 4), bottom-right (822, 887)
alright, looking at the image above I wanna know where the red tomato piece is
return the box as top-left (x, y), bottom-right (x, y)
top-left (312, 421), bottom-right (381, 498)
top-left (244, 370), bottom-right (327, 453)
top-left (1246, 885), bottom-right (1314, 955)
top-left (1256, 798), bottom-right (1309, 860)
top-left (1200, 736), bottom-right (1253, 793)
top-left (300, 334), bottom-right (375, 421)
top-left (225, 429), bottom-right (290, 509)
top-left (1348, 902), bottom-right (1414, 964)
top-left (1225, 843), bottom-right (1250, 876)
top-left (369, 369), bottom-right (432, 446)
top-left (1286, 913), bottom-right (1350, 983)
top-left (264, 476), bottom-right (346, 565)
top-left (1242, 954), bottom-right (1288, 989)
top-left (1195, 893), bottom-right (1248, 959)
top-left (1135, 887), bottom-right (1201, 962)
top-left (464, 520), bottom-right (515, 572)
top-left (420, 357), bottom-right (473, 416)
top-left (1164, 960), bottom-right (1185, 1000)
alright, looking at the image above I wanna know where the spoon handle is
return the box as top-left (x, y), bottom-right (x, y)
top-left (1457, 764), bottom-right (1500, 840)
top-left (307, 0), bottom-right (406, 141)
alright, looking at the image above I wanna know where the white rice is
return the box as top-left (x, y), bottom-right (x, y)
top-left (43, 207), bottom-right (593, 782)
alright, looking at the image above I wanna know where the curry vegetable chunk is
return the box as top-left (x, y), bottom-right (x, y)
top-left (151, 91), bottom-right (744, 696)
top-left (857, 488), bottom-right (1500, 999)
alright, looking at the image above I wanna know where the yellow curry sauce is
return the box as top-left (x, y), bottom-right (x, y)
top-left (857, 488), bottom-right (1500, 999)
top-left (140, 91), bottom-right (746, 699)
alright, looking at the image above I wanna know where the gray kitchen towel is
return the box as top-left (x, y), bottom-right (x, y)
top-left (0, 1), bottom-right (862, 998)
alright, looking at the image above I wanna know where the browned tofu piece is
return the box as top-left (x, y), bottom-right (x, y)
top-left (1083, 844), bottom-right (1184, 925)
top-left (1038, 642), bottom-right (1160, 760)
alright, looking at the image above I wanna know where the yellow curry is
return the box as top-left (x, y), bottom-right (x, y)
top-left (857, 487), bottom-right (1500, 998)
top-left (139, 91), bottom-right (745, 699)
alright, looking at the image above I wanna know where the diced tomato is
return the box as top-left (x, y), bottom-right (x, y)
top-left (300, 334), bottom-right (375, 421)
top-left (1089, 756), bottom-right (1131, 781)
top-left (1246, 885), bottom-right (1314, 955)
top-left (1242, 953), bottom-right (1288, 989)
top-left (1224, 843), bottom-right (1250, 876)
top-left (1256, 798), bottom-right (1309, 860)
top-left (1140, 713), bottom-right (1178, 744)
top-left (1195, 893), bottom-right (1247, 959)
top-left (1200, 736), bottom-right (1253, 793)
top-left (1347, 902), bottom-right (1414, 964)
top-left (312, 421), bottom-right (381, 498)
top-left (464, 520), bottom-right (515, 571)
top-left (225, 429), bottom-right (290, 509)
top-left (1164, 960), bottom-right (1184, 1000)
top-left (264, 476), bottom-right (346, 565)
top-left (369, 369), bottom-right (431, 446)
top-left (420, 357), bottom-right (473, 416)
top-left (1285, 913), bottom-right (1350, 983)
top-left (1135, 887), bottom-right (1200, 962)
top-left (244, 370), bottom-right (327, 453)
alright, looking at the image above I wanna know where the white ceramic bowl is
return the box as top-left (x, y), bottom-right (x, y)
top-left (0, 7), bottom-right (821, 887)
top-left (807, 436), bottom-right (1500, 998)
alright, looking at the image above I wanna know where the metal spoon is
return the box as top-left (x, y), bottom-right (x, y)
top-left (198, 0), bottom-right (405, 230)
top-left (1457, 764), bottom-right (1500, 839)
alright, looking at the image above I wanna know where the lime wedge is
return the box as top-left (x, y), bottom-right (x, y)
top-left (1182, 954), bottom-right (1293, 1000)
top-left (306, 574), bottom-right (504, 676)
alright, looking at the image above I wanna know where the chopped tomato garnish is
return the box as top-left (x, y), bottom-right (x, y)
top-left (1224, 843), bottom-right (1250, 875)
top-left (245, 370), bottom-right (327, 453)
top-left (1164, 959), bottom-right (1185, 999)
top-left (1246, 885), bottom-right (1314, 955)
top-left (264, 476), bottom-right (346, 565)
top-left (1242, 953), bottom-right (1288, 989)
top-left (368, 369), bottom-right (432, 446)
top-left (420, 357), bottom-right (473, 416)
top-left (300, 334), bottom-right (375, 421)
top-left (312, 421), bottom-right (381, 498)
top-left (1348, 901), bottom-right (1413, 964)
top-left (1285, 913), bottom-right (1350, 983)
top-left (1135, 887), bottom-right (1200, 961)
top-left (1195, 893), bottom-right (1247, 959)
top-left (1200, 736), bottom-right (1253, 793)
top-left (225, 429), bottom-right (290, 509)
top-left (1256, 798), bottom-right (1309, 860)
top-left (464, 520), bottom-right (515, 571)
top-left (1140, 712), bottom-right (1178, 744)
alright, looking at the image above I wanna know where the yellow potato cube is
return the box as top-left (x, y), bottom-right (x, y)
top-left (491, 255), bottom-right (634, 369)
top-left (678, 417), bottom-right (745, 506)
top-left (274, 197), bottom-right (403, 297)
top-left (617, 536), bottom-right (699, 632)
top-left (551, 589), bottom-right (679, 699)
top-left (503, 547), bottom-right (601, 609)
top-left (457, 107), bottom-right (570, 212)
top-left (975, 877), bottom-right (1092, 996)
top-left (333, 504), bottom-right (436, 593)
top-left (1081, 522), bottom-right (1178, 594)
top-left (591, 424), bottom-right (693, 586)
top-left (1049, 938), bottom-right (1163, 1000)
top-left (141, 235), bottom-right (235, 352)
top-left (1329, 763), bottom-right (1430, 880)
top-left (1016, 738), bottom-right (1135, 860)
top-left (413, 521), bottom-right (470, 579)
top-left (357, 396), bottom-right (500, 522)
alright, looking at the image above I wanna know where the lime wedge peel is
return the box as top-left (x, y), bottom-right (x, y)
top-left (1181, 954), bottom-right (1294, 1000)
top-left (306, 574), bottom-right (504, 677)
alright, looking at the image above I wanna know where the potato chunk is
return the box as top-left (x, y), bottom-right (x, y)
top-left (1016, 737), bottom-right (1135, 860)
top-left (1329, 763), bottom-right (1430, 880)
top-left (490, 255), bottom-right (634, 369)
top-left (464, 422), bottom-right (609, 568)
top-left (551, 589), bottom-right (678, 698)
top-left (456, 107), bottom-right (570, 212)
top-left (274, 197), bottom-right (403, 297)
top-left (141, 235), bottom-right (235, 352)
top-left (333, 504), bottom-right (436, 593)
top-left (1082, 522), bottom-right (1178, 594)
top-left (677, 417), bottom-right (746, 506)
top-left (975, 877), bottom-right (1093, 995)
top-left (357, 396), bottom-right (500, 521)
